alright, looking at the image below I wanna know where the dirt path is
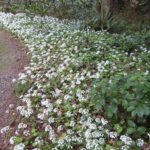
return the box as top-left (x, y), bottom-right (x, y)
top-left (0, 30), bottom-right (28, 149)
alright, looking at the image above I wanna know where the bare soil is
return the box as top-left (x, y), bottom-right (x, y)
top-left (0, 30), bottom-right (28, 149)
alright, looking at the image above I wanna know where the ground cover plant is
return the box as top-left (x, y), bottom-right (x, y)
top-left (0, 12), bottom-right (149, 150)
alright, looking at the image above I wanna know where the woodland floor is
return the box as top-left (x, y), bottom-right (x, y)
top-left (0, 30), bottom-right (28, 149)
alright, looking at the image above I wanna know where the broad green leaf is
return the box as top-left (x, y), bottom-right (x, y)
top-left (137, 127), bottom-right (146, 135)
top-left (127, 120), bottom-right (136, 127)
top-left (127, 127), bottom-right (136, 134)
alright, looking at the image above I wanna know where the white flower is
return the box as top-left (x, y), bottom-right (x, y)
top-left (109, 132), bottom-right (117, 139)
top-left (56, 99), bottom-right (62, 105)
top-left (57, 139), bottom-right (65, 146)
top-left (120, 135), bottom-right (133, 145)
top-left (98, 138), bottom-right (105, 144)
top-left (9, 104), bottom-right (14, 109)
top-left (85, 129), bottom-right (91, 138)
top-left (14, 143), bottom-right (25, 150)
top-left (5, 109), bottom-right (9, 114)
top-left (121, 145), bottom-right (130, 150)
top-left (95, 118), bottom-right (101, 124)
top-left (109, 80), bottom-right (112, 84)
top-left (67, 129), bottom-right (74, 135)
top-left (12, 78), bottom-right (16, 83)
top-left (49, 129), bottom-right (56, 141)
top-left (0, 126), bottom-right (10, 134)
top-left (70, 121), bottom-right (75, 127)
top-left (137, 139), bottom-right (144, 147)
top-left (89, 123), bottom-right (97, 130)
top-left (98, 126), bottom-right (104, 131)
top-left (15, 130), bottom-right (19, 135)
top-left (66, 111), bottom-right (73, 117)
top-left (92, 131), bottom-right (103, 138)
top-left (21, 80), bottom-right (27, 84)
top-left (64, 94), bottom-right (71, 101)
top-left (23, 130), bottom-right (30, 136)
top-left (34, 136), bottom-right (43, 145)
top-left (144, 70), bottom-right (149, 75)
top-left (9, 136), bottom-right (17, 145)
top-left (101, 118), bottom-right (108, 125)
top-left (48, 117), bottom-right (55, 124)
top-left (53, 88), bottom-right (61, 97)
top-left (57, 125), bottom-right (64, 132)
top-left (148, 132), bottom-right (150, 138)
top-left (45, 125), bottom-right (52, 132)
top-left (18, 123), bottom-right (27, 129)
top-left (37, 113), bottom-right (45, 120)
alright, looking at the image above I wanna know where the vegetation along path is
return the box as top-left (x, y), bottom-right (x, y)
top-left (0, 12), bottom-right (149, 149)
top-left (0, 30), bottom-right (28, 149)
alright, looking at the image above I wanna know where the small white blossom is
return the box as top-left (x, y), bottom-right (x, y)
top-left (18, 123), bottom-right (27, 129)
top-left (101, 118), bottom-right (108, 125)
top-left (14, 143), bottom-right (25, 150)
top-left (0, 126), bottom-right (10, 134)
top-left (120, 135), bottom-right (133, 145)
top-left (137, 139), bottom-right (144, 147)
top-left (9, 136), bottom-right (17, 145)
top-left (109, 132), bottom-right (117, 139)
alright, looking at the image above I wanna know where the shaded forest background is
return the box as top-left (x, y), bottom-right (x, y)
top-left (0, 0), bottom-right (150, 33)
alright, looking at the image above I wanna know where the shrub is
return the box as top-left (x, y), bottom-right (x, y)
top-left (90, 72), bottom-right (150, 137)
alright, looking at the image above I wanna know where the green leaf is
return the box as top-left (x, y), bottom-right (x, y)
top-left (143, 105), bottom-right (150, 116)
top-left (127, 127), bottom-right (136, 134)
top-left (107, 104), bottom-right (118, 117)
top-left (15, 137), bottom-right (22, 144)
top-left (106, 144), bottom-right (114, 150)
top-left (114, 124), bottom-right (123, 134)
top-left (127, 106), bottom-right (135, 112)
top-left (136, 106), bottom-right (145, 117)
top-left (137, 127), bottom-right (146, 135)
top-left (131, 110), bottom-right (136, 117)
top-left (122, 100), bottom-right (128, 108)
top-left (127, 120), bottom-right (136, 127)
